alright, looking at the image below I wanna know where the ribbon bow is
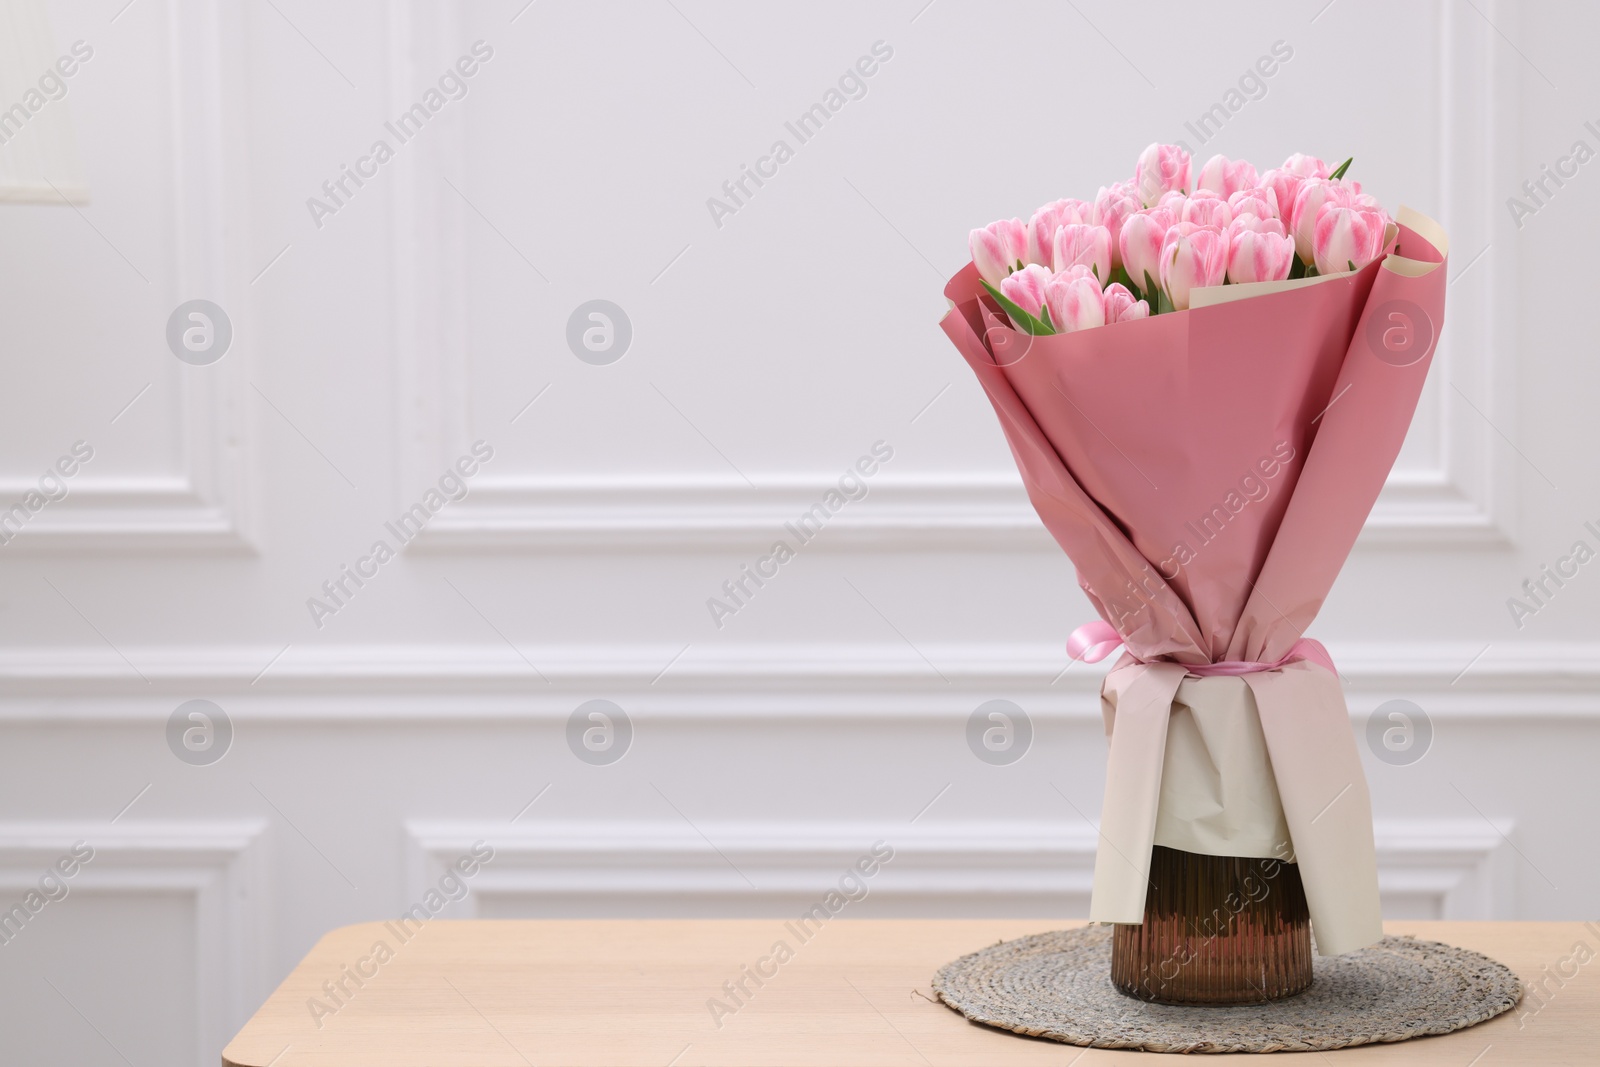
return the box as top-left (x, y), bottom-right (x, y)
top-left (1066, 619), bottom-right (1336, 677)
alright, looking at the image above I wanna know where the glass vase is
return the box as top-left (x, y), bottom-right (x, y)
top-left (1110, 844), bottom-right (1313, 1005)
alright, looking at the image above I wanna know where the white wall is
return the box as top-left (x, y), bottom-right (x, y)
top-left (0, 0), bottom-right (1595, 1063)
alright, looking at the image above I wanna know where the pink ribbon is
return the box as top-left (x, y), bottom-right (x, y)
top-left (1065, 619), bottom-right (1336, 677)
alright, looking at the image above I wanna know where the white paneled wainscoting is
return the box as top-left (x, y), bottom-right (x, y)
top-left (3, 638), bottom-right (1592, 1063)
top-left (403, 817), bottom-right (1515, 923)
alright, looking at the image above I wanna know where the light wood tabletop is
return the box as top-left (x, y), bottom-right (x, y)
top-left (223, 919), bottom-right (1597, 1066)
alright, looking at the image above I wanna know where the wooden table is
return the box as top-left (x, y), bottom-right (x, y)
top-left (224, 920), bottom-right (1596, 1065)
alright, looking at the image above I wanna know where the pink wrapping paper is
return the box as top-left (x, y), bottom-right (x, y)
top-left (941, 208), bottom-right (1448, 955)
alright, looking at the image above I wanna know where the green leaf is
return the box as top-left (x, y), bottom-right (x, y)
top-left (1304, 264), bottom-right (1320, 278)
top-left (1328, 156), bottom-right (1353, 181)
top-left (1288, 256), bottom-right (1307, 280)
top-left (1038, 304), bottom-right (1055, 332)
top-left (1142, 270), bottom-right (1174, 315)
top-left (1347, 260), bottom-right (1356, 272)
top-left (1142, 270), bottom-right (1166, 316)
top-left (980, 278), bottom-right (1055, 335)
top-left (1110, 265), bottom-right (1135, 293)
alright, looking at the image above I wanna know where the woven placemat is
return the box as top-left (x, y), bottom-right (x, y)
top-left (933, 926), bottom-right (1522, 1054)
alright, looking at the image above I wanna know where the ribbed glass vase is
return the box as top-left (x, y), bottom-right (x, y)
top-left (1111, 845), bottom-right (1313, 1005)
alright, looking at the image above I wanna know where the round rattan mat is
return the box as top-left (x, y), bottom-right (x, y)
top-left (933, 926), bottom-right (1522, 1054)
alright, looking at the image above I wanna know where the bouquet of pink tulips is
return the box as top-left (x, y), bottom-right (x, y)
top-left (970, 144), bottom-right (1392, 333)
top-left (942, 143), bottom-right (1450, 965)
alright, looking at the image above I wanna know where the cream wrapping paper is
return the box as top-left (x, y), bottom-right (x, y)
top-left (1091, 657), bottom-right (1382, 956)
top-left (1148, 676), bottom-right (1292, 860)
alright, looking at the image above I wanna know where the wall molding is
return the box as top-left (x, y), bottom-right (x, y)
top-left (1375, 816), bottom-right (1515, 920)
top-left (1, 641), bottom-right (1596, 720)
top-left (0, 0), bottom-right (255, 554)
top-left (0, 819), bottom-right (269, 1067)
top-left (391, 3), bottom-right (1512, 553)
top-left (1400, 0), bottom-right (1518, 548)
top-left (0, 478), bottom-right (251, 552)
top-left (408, 475), bottom-right (1049, 551)
top-left (406, 817), bottom-right (1510, 921)
top-left (408, 471), bottom-right (1512, 554)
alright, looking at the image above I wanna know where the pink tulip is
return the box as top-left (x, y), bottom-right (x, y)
top-left (1229, 214), bottom-right (1288, 238)
top-left (1288, 178), bottom-right (1354, 263)
top-left (1051, 223), bottom-right (1113, 282)
top-left (1043, 265), bottom-right (1107, 333)
top-left (1027, 199), bottom-right (1092, 267)
top-left (1225, 217), bottom-right (1295, 283)
top-left (1157, 189), bottom-right (1188, 213)
top-left (1119, 207), bottom-right (1176, 297)
top-left (1313, 204), bottom-right (1388, 275)
top-left (1266, 155), bottom-right (1332, 249)
top-left (1281, 153), bottom-right (1330, 179)
top-left (1102, 281), bottom-right (1149, 323)
top-left (1180, 189), bottom-right (1233, 230)
top-left (1106, 179), bottom-right (1140, 199)
top-left (998, 263), bottom-right (1053, 324)
top-left (1093, 185), bottom-right (1142, 268)
top-left (1196, 154), bottom-right (1260, 198)
top-left (1134, 142), bottom-right (1190, 207)
top-left (1227, 187), bottom-right (1278, 222)
top-left (1159, 222), bottom-right (1226, 311)
top-left (970, 218), bottom-right (1027, 287)
top-left (1257, 168), bottom-right (1306, 227)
